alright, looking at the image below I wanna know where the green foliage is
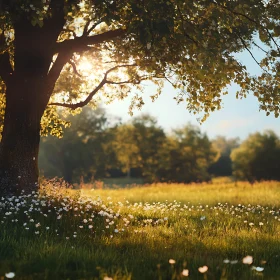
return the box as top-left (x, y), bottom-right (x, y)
top-left (0, 0), bottom-right (280, 138)
top-left (159, 124), bottom-right (217, 182)
top-left (231, 130), bottom-right (280, 181)
top-left (39, 107), bottom-right (116, 182)
top-left (40, 109), bottom-right (218, 184)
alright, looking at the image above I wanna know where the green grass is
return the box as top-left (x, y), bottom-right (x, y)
top-left (0, 181), bottom-right (280, 279)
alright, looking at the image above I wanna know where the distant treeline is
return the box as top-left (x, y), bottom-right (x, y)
top-left (39, 107), bottom-right (280, 184)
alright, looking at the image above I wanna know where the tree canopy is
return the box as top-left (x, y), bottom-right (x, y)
top-left (1, 0), bottom-right (280, 136)
top-left (231, 130), bottom-right (280, 182)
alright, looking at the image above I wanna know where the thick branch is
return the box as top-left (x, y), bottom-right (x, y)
top-left (47, 51), bottom-right (72, 95)
top-left (54, 29), bottom-right (126, 54)
top-left (49, 64), bottom-right (137, 109)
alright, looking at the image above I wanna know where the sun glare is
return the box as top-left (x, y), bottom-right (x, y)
top-left (78, 60), bottom-right (93, 72)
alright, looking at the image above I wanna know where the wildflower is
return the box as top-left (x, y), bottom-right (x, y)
top-left (223, 259), bottom-right (230, 264)
top-left (259, 222), bottom-right (264, 226)
top-left (249, 222), bottom-right (254, 226)
top-left (255, 266), bottom-right (264, 272)
top-left (5, 272), bottom-right (15, 279)
top-left (243, 255), bottom-right (253, 265)
top-left (169, 259), bottom-right (176, 264)
top-left (83, 219), bottom-right (88, 223)
top-left (57, 215), bottom-right (62, 220)
top-left (200, 216), bottom-right (206, 221)
top-left (198, 266), bottom-right (208, 273)
top-left (114, 229), bottom-right (119, 233)
top-left (35, 231), bottom-right (39, 234)
top-left (182, 269), bottom-right (189, 276)
top-left (88, 225), bottom-right (93, 229)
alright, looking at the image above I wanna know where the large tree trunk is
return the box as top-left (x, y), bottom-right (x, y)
top-left (0, 78), bottom-right (46, 195)
top-left (0, 8), bottom-right (67, 195)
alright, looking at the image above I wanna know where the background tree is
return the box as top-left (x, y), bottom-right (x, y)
top-left (208, 136), bottom-right (240, 177)
top-left (159, 124), bottom-right (217, 183)
top-left (39, 107), bottom-right (115, 183)
top-left (111, 124), bottom-right (140, 178)
top-left (231, 131), bottom-right (280, 182)
top-left (131, 115), bottom-right (166, 182)
top-left (0, 0), bottom-right (279, 193)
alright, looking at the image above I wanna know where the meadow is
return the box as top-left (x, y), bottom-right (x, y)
top-left (0, 180), bottom-right (279, 279)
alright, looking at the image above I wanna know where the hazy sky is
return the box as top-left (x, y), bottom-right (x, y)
top-left (103, 49), bottom-right (279, 140)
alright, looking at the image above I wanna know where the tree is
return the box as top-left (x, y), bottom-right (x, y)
top-left (231, 131), bottom-right (280, 182)
top-left (39, 106), bottom-right (115, 183)
top-left (159, 124), bottom-right (217, 183)
top-left (131, 115), bottom-right (166, 182)
top-left (0, 0), bottom-right (279, 193)
top-left (208, 136), bottom-right (240, 177)
top-left (111, 124), bottom-right (140, 178)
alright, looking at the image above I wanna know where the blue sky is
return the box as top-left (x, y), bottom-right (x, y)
top-left (103, 49), bottom-right (280, 140)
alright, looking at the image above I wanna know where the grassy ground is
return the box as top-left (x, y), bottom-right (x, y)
top-left (0, 181), bottom-right (279, 279)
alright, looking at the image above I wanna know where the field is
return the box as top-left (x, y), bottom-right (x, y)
top-left (0, 181), bottom-right (280, 279)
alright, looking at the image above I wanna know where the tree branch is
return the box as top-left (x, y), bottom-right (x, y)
top-left (54, 28), bottom-right (126, 54)
top-left (47, 51), bottom-right (72, 95)
top-left (238, 35), bottom-right (270, 74)
top-left (68, 59), bottom-right (82, 77)
top-left (49, 64), bottom-right (137, 109)
top-left (211, 1), bottom-right (280, 53)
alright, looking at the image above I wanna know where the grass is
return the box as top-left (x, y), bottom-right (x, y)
top-left (0, 180), bottom-right (280, 279)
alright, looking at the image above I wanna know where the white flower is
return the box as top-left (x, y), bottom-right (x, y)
top-left (114, 229), bottom-right (119, 233)
top-left (182, 269), bottom-right (189, 276)
top-left (83, 219), bottom-right (88, 223)
top-left (200, 216), bottom-right (206, 221)
top-left (223, 259), bottom-right (230, 263)
top-left (147, 42), bottom-right (152, 50)
top-left (5, 272), bottom-right (15, 278)
top-left (198, 266), bottom-right (208, 273)
top-left (169, 259), bottom-right (176, 264)
top-left (243, 255), bottom-right (253, 265)
top-left (255, 266), bottom-right (264, 272)
top-left (88, 225), bottom-right (93, 229)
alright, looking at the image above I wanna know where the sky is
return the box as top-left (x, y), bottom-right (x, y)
top-left (103, 49), bottom-right (280, 140)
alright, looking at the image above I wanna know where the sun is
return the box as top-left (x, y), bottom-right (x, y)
top-left (78, 59), bottom-right (92, 72)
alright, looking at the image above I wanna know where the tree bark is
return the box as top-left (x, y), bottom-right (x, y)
top-left (0, 10), bottom-right (67, 195)
top-left (0, 76), bottom-right (47, 195)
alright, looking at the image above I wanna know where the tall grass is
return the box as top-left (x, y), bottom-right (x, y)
top-left (0, 180), bottom-right (279, 279)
